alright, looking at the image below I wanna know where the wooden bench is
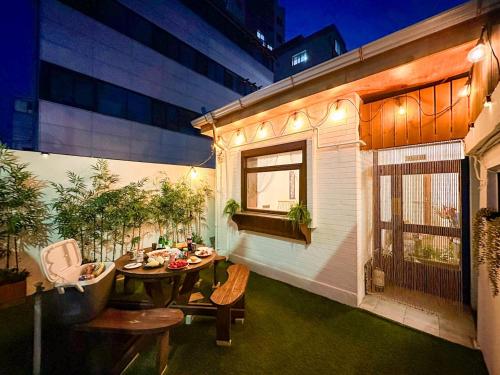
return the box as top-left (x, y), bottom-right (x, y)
top-left (73, 307), bottom-right (184, 374)
top-left (210, 264), bottom-right (250, 346)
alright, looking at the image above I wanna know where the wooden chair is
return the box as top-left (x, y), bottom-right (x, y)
top-left (72, 307), bottom-right (184, 374)
top-left (210, 264), bottom-right (250, 346)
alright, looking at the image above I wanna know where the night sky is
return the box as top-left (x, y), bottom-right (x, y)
top-left (281, 0), bottom-right (468, 50)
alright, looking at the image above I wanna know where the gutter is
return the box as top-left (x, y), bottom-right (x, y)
top-left (192, 0), bottom-right (499, 129)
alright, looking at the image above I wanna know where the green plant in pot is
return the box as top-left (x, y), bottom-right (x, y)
top-left (223, 199), bottom-right (240, 219)
top-left (0, 144), bottom-right (49, 305)
top-left (287, 202), bottom-right (312, 244)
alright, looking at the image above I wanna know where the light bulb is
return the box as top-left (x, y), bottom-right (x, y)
top-left (330, 102), bottom-right (346, 122)
top-left (484, 95), bottom-right (492, 108)
top-left (235, 129), bottom-right (245, 145)
top-left (398, 105), bottom-right (406, 115)
top-left (190, 167), bottom-right (198, 179)
top-left (292, 113), bottom-right (303, 130)
top-left (258, 123), bottom-right (267, 138)
top-left (459, 83), bottom-right (471, 98)
top-left (467, 42), bottom-right (487, 63)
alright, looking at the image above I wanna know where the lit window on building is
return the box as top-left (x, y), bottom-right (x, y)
top-left (335, 40), bottom-right (342, 56)
top-left (291, 50), bottom-right (308, 66)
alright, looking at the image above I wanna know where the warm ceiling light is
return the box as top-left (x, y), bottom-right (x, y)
top-left (235, 129), bottom-right (245, 145)
top-left (398, 106), bottom-right (406, 115)
top-left (258, 123), bottom-right (267, 138)
top-left (189, 167), bottom-right (198, 179)
top-left (459, 79), bottom-right (471, 98)
top-left (292, 113), bottom-right (303, 130)
top-left (484, 94), bottom-right (492, 108)
top-left (467, 40), bottom-right (487, 63)
top-left (330, 101), bottom-right (346, 121)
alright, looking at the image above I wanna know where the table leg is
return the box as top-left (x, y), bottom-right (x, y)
top-left (175, 272), bottom-right (200, 305)
top-left (156, 331), bottom-right (170, 375)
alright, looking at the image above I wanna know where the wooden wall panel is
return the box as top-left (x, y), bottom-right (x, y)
top-left (451, 77), bottom-right (469, 139)
top-left (420, 86), bottom-right (436, 144)
top-left (359, 77), bottom-right (471, 150)
top-left (382, 100), bottom-right (395, 148)
top-left (395, 96), bottom-right (407, 146)
top-left (371, 101), bottom-right (383, 149)
top-left (435, 82), bottom-right (452, 141)
top-left (406, 91), bottom-right (421, 145)
top-left (360, 103), bottom-right (371, 150)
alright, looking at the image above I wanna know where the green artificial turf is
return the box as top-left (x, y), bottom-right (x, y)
top-left (0, 262), bottom-right (488, 375)
top-left (125, 263), bottom-right (488, 375)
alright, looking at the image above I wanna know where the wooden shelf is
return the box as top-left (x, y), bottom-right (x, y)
top-left (231, 212), bottom-right (311, 244)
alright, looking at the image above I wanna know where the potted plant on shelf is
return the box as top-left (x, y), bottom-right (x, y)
top-left (0, 144), bottom-right (49, 306)
top-left (287, 202), bottom-right (312, 244)
top-left (223, 199), bottom-right (240, 219)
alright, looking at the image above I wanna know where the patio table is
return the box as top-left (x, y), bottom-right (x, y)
top-left (115, 249), bottom-right (216, 307)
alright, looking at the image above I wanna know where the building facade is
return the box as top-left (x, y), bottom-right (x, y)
top-left (0, 0), bottom-right (274, 167)
top-left (273, 25), bottom-right (346, 82)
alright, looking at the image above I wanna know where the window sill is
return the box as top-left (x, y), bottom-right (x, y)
top-left (231, 212), bottom-right (311, 244)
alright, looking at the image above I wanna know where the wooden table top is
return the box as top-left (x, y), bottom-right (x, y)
top-left (115, 250), bottom-right (216, 279)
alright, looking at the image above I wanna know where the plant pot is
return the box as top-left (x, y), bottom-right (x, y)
top-left (0, 279), bottom-right (26, 308)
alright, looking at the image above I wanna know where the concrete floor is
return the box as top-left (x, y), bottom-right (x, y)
top-left (360, 289), bottom-right (477, 349)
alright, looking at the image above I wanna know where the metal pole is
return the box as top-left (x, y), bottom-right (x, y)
top-left (33, 282), bottom-right (44, 375)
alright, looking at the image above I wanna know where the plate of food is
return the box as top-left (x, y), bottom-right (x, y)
top-left (143, 256), bottom-right (165, 268)
top-left (187, 255), bottom-right (202, 264)
top-left (148, 249), bottom-right (173, 258)
top-left (168, 259), bottom-right (188, 270)
top-left (124, 262), bottom-right (142, 270)
top-left (195, 247), bottom-right (213, 257)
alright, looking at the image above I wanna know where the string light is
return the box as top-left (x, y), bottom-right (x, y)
top-left (396, 98), bottom-right (406, 115)
top-left (467, 40), bottom-right (487, 63)
top-left (459, 78), bottom-right (471, 98)
top-left (258, 123), bottom-right (268, 138)
top-left (292, 113), bottom-right (303, 130)
top-left (330, 101), bottom-right (346, 121)
top-left (235, 129), bottom-right (245, 145)
top-left (189, 167), bottom-right (198, 179)
top-left (484, 95), bottom-right (492, 108)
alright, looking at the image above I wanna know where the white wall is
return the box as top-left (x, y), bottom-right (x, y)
top-left (13, 150), bottom-right (215, 294)
top-left (215, 95), bottom-right (368, 306)
top-left (465, 83), bottom-right (500, 375)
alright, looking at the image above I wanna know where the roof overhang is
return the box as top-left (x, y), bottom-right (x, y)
top-left (192, 0), bottom-right (500, 136)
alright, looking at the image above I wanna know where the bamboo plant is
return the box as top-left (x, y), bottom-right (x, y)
top-left (0, 144), bottom-right (48, 281)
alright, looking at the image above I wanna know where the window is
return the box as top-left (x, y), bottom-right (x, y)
top-left (97, 82), bottom-right (127, 118)
top-left (291, 50), bottom-right (308, 66)
top-left (242, 141), bottom-right (307, 214)
top-left (39, 61), bottom-right (203, 137)
top-left (334, 40), bottom-right (342, 56)
top-left (257, 30), bottom-right (265, 42)
top-left (127, 91), bottom-right (152, 124)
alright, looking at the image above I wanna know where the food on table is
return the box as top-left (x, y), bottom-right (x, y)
top-left (168, 259), bottom-right (188, 269)
top-left (195, 247), bottom-right (212, 257)
top-left (144, 256), bottom-right (165, 268)
top-left (175, 242), bottom-right (187, 249)
top-left (79, 262), bottom-right (106, 281)
top-left (188, 255), bottom-right (201, 263)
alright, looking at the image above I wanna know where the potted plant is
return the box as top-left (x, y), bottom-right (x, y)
top-left (287, 202), bottom-right (312, 244)
top-left (473, 208), bottom-right (500, 296)
top-left (0, 144), bottom-right (49, 306)
top-left (223, 199), bottom-right (240, 219)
